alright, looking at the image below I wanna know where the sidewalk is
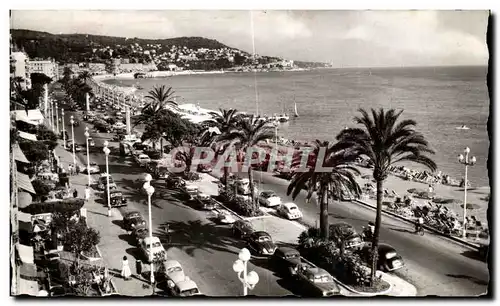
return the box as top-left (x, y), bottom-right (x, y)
top-left (55, 144), bottom-right (153, 296)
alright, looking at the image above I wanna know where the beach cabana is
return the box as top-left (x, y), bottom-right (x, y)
top-left (11, 109), bottom-right (45, 126)
top-left (13, 144), bottom-right (29, 163)
top-left (18, 131), bottom-right (38, 142)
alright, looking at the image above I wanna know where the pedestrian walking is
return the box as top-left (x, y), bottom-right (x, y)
top-left (84, 186), bottom-right (91, 202)
top-left (136, 259), bottom-right (142, 277)
top-left (76, 164), bottom-right (80, 175)
top-left (73, 189), bottom-right (78, 198)
top-left (68, 164), bottom-right (74, 176)
top-left (121, 256), bottom-right (132, 280)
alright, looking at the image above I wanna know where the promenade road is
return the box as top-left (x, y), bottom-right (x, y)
top-left (61, 110), bottom-right (294, 297)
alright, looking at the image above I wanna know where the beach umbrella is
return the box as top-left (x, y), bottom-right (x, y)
top-left (461, 203), bottom-right (480, 210)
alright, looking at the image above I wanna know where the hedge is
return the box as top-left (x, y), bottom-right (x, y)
top-left (20, 198), bottom-right (84, 215)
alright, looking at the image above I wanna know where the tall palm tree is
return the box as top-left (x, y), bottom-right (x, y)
top-left (337, 108), bottom-right (436, 284)
top-left (287, 140), bottom-right (361, 240)
top-left (78, 71), bottom-right (92, 84)
top-left (218, 115), bottom-right (274, 210)
top-left (144, 85), bottom-right (178, 113)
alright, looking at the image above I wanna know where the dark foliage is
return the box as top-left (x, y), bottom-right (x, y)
top-left (20, 198), bottom-right (84, 215)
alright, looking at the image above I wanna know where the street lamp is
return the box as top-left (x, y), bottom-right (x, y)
top-left (61, 109), bottom-right (67, 148)
top-left (143, 174), bottom-right (155, 284)
top-left (458, 147), bottom-right (477, 239)
top-left (70, 115), bottom-right (76, 167)
top-left (84, 127), bottom-right (91, 186)
top-left (55, 102), bottom-right (60, 134)
top-left (103, 141), bottom-right (111, 217)
top-left (233, 248), bottom-right (259, 296)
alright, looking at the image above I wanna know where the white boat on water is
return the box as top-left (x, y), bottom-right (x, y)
top-left (456, 125), bottom-right (470, 130)
top-left (293, 102), bottom-right (299, 118)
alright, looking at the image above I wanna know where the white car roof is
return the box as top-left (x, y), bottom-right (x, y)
top-left (138, 154), bottom-right (150, 158)
top-left (144, 236), bottom-right (161, 244)
top-left (163, 260), bottom-right (182, 270)
top-left (284, 202), bottom-right (297, 208)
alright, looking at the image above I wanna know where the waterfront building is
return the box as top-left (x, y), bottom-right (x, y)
top-left (27, 59), bottom-right (59, 80)
top-left (10, 51), bottom-right (30, 88)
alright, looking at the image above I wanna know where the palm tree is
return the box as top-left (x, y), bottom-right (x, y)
top-left (287, 140), bottom-right (361, 240)
top-left (144, 85), bottom-right (178, 113)
top-left (337, 108), bottom-right (436, 284)
top-left (78, 71), bottom-right (92, 84)
top-left (218, 115), bottom-right (274, 209)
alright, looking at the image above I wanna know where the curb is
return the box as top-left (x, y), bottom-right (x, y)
top-left (353, 199), bottom-right (480, 250)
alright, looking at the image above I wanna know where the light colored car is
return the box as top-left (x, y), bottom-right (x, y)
top-left (183, 183), bottom-right (199, 199)
top-left (83, 162), bottom-right (100, 174)
top-left (88, 137), bottom-right (95, 147)
top-left (97, 173), bottom-right (117, 190)
top-left (136, 154), bottom-right (151, 167)
top-left (277, 202), bottom-right (303, 220)
top-left (139, 236), bottom-right (166, 263)
top-left (162, 260), bottom-right (186, 283)
top-left (113, 122), bottom-right (127, 130)
top-left (259, 190), bottom-right (282, 207)
top-left (169, 278), bottom-right (202, 297)
top-left (216, 210), bottom-right (237, 224)
top-left (74, 144), bottom-right (82, 152)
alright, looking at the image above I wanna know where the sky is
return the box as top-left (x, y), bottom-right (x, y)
top-left (10, 10), bottom-right (490, 67)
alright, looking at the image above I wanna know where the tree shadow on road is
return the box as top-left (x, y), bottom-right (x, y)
top-left (445, 273), bottom-right (488, 286)
top-left (118, 233), bottom-right (135, 246)
top-left (108, 163), bottom-right (145, 176)
top-left (153, 220), bottom-right (246, 258)
top-left (460, 250), bottom-right (487, 263)
top-left (327, 213), bottom-right (368, 223)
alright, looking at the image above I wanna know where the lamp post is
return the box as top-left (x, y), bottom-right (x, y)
top-left (458, 147), bottom-right (477, 239)
top-left (55, 102), bottom-right (60, 134)
top-left (233, 248), bottom-right (259, 296)
top-left (143, 174), bottom-right (155, 284)
top-left (103, 141), bottom-right (111, 217)
top-left (84, 127), bottom-right (91, 187)
top-left (70, 115), bottom-right (76, 167)
top-left (61, 109), bottom-right (66, 148)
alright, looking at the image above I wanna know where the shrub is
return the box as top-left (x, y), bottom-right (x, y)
top-left (37, 125), bottom-right (58, 150)
top-left (20, 198), bottom-right (84, 215)
top-left (183, 171), bottom-right (200, 181)
top-left (297, 228), bottom-right (371, 287)
top-left (32, 179), bottom-right (53, 197)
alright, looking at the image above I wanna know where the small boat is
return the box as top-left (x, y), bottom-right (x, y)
top-left (456, 125), bottom-right (470, 130)
top-left (293, 102), bottom-right (299, 117)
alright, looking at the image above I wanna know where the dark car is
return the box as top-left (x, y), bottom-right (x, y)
top-left (106, 190), bottom-right (128, 207)
top-left (123, 211), bottom-right (147, 231)
top-left (146, 161), bottom-right (159, 174)
top-left (133, 142), bottom-right (148, 151)
top-left (131, 225), bottom-right (148, 245)
top-left (232, 220), bottom-right (254, 239)
top-left (270, 247), bottom-right (302, 276)
top-left (166, 175), bottom-right (185, 189)
top-left (246, 231), bottom-right (277, 256)
top-left (145, 151), bottom-right (162, 160)
top-left (356, 243), bottom-right (405, 272)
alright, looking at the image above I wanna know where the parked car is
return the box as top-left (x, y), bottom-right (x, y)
top-left (133, 142), bottom-right (148, 151)
top-left (139, 236), bottom-right (166, 263)
top-left (329, 223), bottom-right (364, 250)
top-left (168, 278), bottom-right (202, 297)
top-left (245, 231), bottom-right (277, 256)
top-left (270, 247), bottom-right (302, 277)
top-left (82, 162), bottom-right (100, 174)
top-left (277, 202), bottom-right (303, 220)
top-left (195, 193), bottom-right (218, 210)
top-left (183, 183), bottom-right (199, 200)
top-left (161, 260), bottom-right (186, 283)
top-left (113, 122), bottom-right (127, 131)
top-left (356, 243), bottom-right (405, 272)
top-left (88, 137), bottom-right (95, 147)
top-left (136, 154), bottom-right (151, 167)
top-left (106, 190), bottom-right (128, 207)
top-left (97, 174), bottom-right (117, 190)
top-left (232, 220), bottom-right (255, 239)
top-left (131, 225), bottom-right (148, 245)
top-left (166, 175), bottom-right (185, 189)
top-left (259, 190), bottom-right (282, 207)
top-left (215, 210), bottom-right (237, 225)
top-left (294, 264), bottom-right (340, 297)
top-left (123, 211), bottom-right (147, 231)
top-left (145, 150), bottom-right (162, 161)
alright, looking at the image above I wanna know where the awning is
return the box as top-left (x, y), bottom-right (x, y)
top-left (18, 131), bottom-right (38, 141)
top-left (17, 265), bottom-right (39, 296)
top-left (18, 211), bottom-right (33, 233)
top-left (11, 109), bottom-right (44, 122)
top-left (17, 244), bottom-right (34, 264)
top-left (18, 191), bottom-right (33, 209)
top-left (17, 172), bottom-right (36, 194)
top-left (13, 144), bottom-right (29, 163)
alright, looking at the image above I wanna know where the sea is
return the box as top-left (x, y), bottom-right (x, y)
top-left (104, 66), bottom-right (491, 188)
